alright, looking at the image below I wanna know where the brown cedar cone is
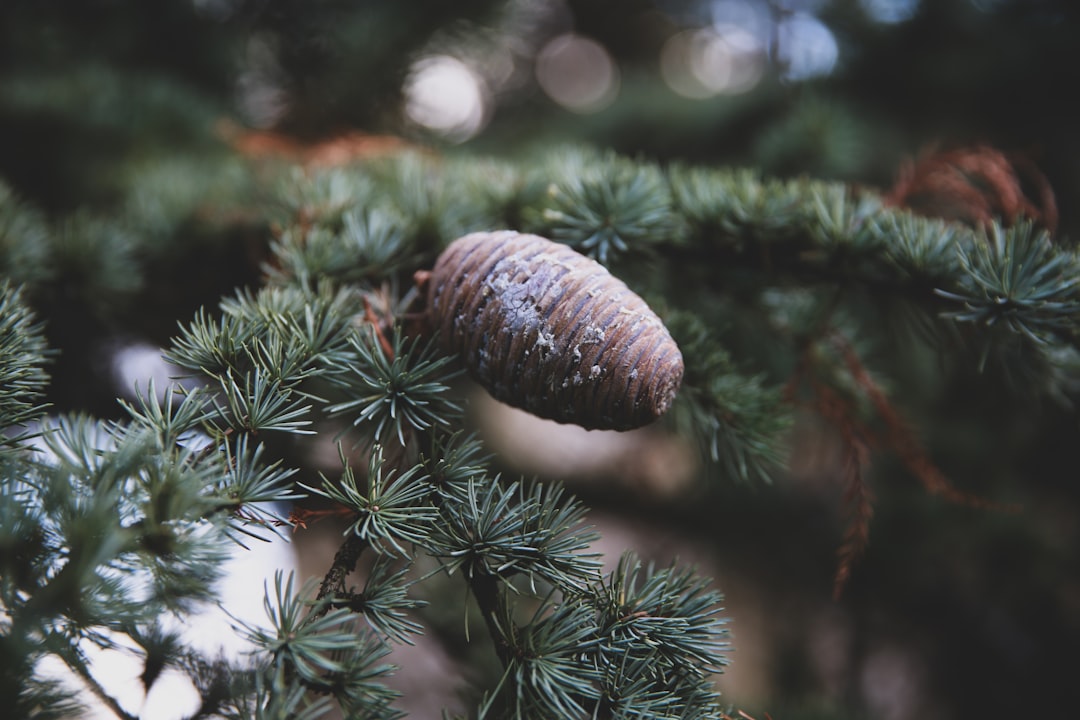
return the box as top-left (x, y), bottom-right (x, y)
top-left (428, 231), bottom-right (683, 431)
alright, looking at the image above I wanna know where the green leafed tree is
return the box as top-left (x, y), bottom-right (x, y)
top-left (3, 1), bottom-right (1080, 719)
top-left (4, 137), bottom-right (1078, 716)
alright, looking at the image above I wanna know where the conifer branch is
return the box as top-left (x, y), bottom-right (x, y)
top-left (7, 140), bottom-right (1068, 718)
top-left (64, 653), bottom-right (140, 720)
top-left (0, 282), bottom-right (51, 451)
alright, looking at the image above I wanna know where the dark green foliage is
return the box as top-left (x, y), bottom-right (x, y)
top-left (4, 138), bottom-right (1079, 718)
top-left (305, 446), bottom-right (439, 557)
top-left (492, 600), bottom-right (605, 718)
top-left (588, 554), bottom-right (728, 718)
top-left (668, 312), bottom-right (792, 484)
top-left (273, 167), bottom-right (376, 230)
top-left (343, 556), bottom-right (427, 645)
top-left (939, 221), bottom-right (1080, 346)
top-left (878, 212), bottom-right (967, 285)
top-left (421, 430), bottom-right (490, 488)
top-left (50, 212), bottom-right (143, 308)
top-left (217, 436), bottom-right (303, 542)
top-left (0, 282), bottom-right (50, 450)
top-left (269, 207), bottom-right (416, 287)
top-left (215, 368), bottom-right (317, 435)
top-left (3, 1), bottom-right (1080, 717)
top-left (327, 327), bottom-right (463, 446)
top-left (240, 572), bottom-right (379, 689)
top-left (472, 552), bottom-right (730, 719)
top-left (669, 166), bottom-right (804, 248)
top-left (592, 554), bottom-right (729, 677)
top-left (0, 181), bottom-right (51, 285)
top-left (536, 150), bottom-right (679, 265)
top-left (430, 477), bottom-right (601, 592)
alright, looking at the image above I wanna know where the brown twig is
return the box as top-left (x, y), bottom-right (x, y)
top-left (314, 534), bottom-right (368, 612)
top-left (467, 569), bottom-right (515, 668)
top-left (832, 436), bottom-right (874, 600)
top-left (286, 505), bottom-right (355, 532)
top-left (806, 376), bottom-right (875, 599)
top-left (363, 296), bottom-right (395, 359)
top-left (829, 332), bottom-right (1020, 512)
top-left (720, 710), bottom-right (775, 720)
top-left (62, 650), bottom-right (140, 720)
top-left (789, 328), bottom-right (1020, 598)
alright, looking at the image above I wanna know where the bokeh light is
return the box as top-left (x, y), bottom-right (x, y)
top-left (661, 26), bottom-right (767, 98)
top-left (110, 342), bottom-right (177, 400)
top-left (404, 55), bottom-right (490, 142)
top-left (80, 537), bottom-right (296, 719)
top-left (192, 0), bottom-right (241, 22)
top-left (236, 34), bottom-right (288, 129)
top-left (535, 33), bottom-right (620, 113)
top-left (711, 0), bottom-right (774, 48)
top-left (776, 11), bottom-right (839, 81)
top-left (860, 0), bottom-right (920, 23)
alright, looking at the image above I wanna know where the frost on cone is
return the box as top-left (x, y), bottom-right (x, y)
top-left (428, 231), bottom-right (683, 431)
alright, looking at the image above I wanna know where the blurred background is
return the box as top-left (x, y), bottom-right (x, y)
top-left (3, 1), bottom-right (1080, 718)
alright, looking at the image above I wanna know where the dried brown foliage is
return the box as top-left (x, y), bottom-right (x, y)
top-left (790, 332), bottom-right (1017, 598)
top-left (830, 334), bottom-right (1018, 513)
top-left (218, 121), bottom-right (411, 167)
top-left (885, 145), bottom-right (1057, 234)
top-left (721, 709), bottom-right (775, 720)
top-left (791, 358), bottom-right (875, 600)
